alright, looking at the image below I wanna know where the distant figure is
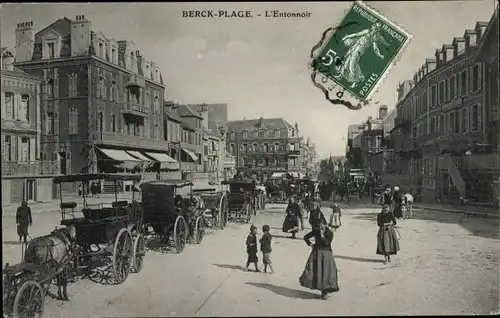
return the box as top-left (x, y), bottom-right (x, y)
top-left (260, 225), bottom-right (274, 274)
top-left (245, 224), bottom-right (260, 272)
top-left (77, 184), bottom-right (83, 197)
top-left (329, 202), bottom-right (342, 231)
top-left (282, 196), bottom-right (303, 239)
top-left (382, 188), bottom-right (392, 206)
top-left (404, 193), bottom-right (414, 219)
top-left (16, 200), bottom-right (32, 244)
top-left (376, 204), bottom-right (400, 264)
top-left (392, 186), bottom-right (404, 219)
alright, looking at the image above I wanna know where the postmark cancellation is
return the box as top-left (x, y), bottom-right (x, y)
top-left (309, 1), bottom-right (413, 109)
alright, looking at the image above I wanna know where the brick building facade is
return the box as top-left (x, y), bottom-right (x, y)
top-left (12, 16), bottom-right (174, 191)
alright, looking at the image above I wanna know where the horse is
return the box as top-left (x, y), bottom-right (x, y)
top-left (24, 225), bottom-right (76, 301)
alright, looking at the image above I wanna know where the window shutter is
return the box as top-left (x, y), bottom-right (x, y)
top-left (478, 64), bottom-right (482, 90)
top-left (478, 105), bottom-right (483, 131)
top-left (54, 113), bottom-right (59, 135)
top-left (13, 94), bottom-right (18, 119)
top-left (469, 67), bottom-right (473, 93)
top-left (465, 108), bottom-right (469, 132)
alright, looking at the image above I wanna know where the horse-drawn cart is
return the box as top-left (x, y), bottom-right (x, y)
top-left (192, 188), bottom-right (229, 229)
top-left (141, 180), bottom-right (206, 253)
top-left (54, 173), bottom-right (145, 283)
top-left (222, 179), bottom-right (257, 223)
top-left (2, 173), bottom-right (145, 318)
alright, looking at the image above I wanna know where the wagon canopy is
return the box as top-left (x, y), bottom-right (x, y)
top-left (53, 173), bottom-right (142, 184)
top-left (141, 179), bottom-right (193, 188)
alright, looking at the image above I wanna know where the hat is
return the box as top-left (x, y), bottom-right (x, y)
top-left (382, 204), bottom-right (390, 210)
top-left (394, 186), bottom-right (400, 191)
top-left (250, 224), bottom-right (257, 231)
top-left (386, 188), bottom-right (391, 192)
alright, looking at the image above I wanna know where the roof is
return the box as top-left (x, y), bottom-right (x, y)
top-left (180, 119), bottom-right (196, 131)
top-left (141, 179), bottom-right (193, 188)
top-left (228, 118), bottom-right (294, 131)
top-left (53, 173), bottom-right (141, 183)
top-left (178, 104), bottom-right (203, 119)
top-left (164, 108), bottom-right (182, 122)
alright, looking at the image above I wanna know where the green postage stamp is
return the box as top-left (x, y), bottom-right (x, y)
top-left (310, 1), bottom-right (412, 105)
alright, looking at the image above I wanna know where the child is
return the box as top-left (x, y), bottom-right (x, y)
top-left (329, 202), bottom-right (342, 231)
top-left (245, 224), bottom-right (260, 272)
top-left (260, 225), bottom-right (274, 274)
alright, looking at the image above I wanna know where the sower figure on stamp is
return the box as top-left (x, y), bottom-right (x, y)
top-left (334, 22), bottom-right (390, 89)
top-left (16, 200), bottom-right (32, 244)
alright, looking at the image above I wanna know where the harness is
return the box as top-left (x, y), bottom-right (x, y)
top-left (27, 228), bottom-right (74, 272)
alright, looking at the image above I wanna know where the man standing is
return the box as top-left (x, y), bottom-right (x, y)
top-left (16, 200), bottom-right (32, 244)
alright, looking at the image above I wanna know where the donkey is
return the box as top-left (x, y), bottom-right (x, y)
top-left (24, 225), bottom-right (76, 301)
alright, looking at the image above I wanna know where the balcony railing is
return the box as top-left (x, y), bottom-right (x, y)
top-left (93, 132), bottom-right (171, 152)
top-left (125, 74), bottom-right (145, 88)
top-left (121, 102), bottom-right (149, 117)
top-left (2, 160), bottom-right (60, 176)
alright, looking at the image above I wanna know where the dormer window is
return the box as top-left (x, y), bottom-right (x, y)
top-left (111, 48), bottom-right (116, 63)
top-left (155, 70), bottom-right (159, 80)
top-left (48, 43), bottom-right (55, 59)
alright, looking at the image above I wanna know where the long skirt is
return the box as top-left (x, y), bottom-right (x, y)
top-left (247, 251), bottom-right (258, 263)
top-left (282, 214), bottom-right (300, 233)
top-left (376, 226), bottom-right (400, 255)
top-left (17, 223), bottom-right (29, 237)
top-left (299, 248), bottom-right (339, 293)
top-left (393, 203), bottom-right (403, 218)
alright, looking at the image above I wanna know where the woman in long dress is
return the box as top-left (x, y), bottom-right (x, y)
top-left (376, 204), bottom-right (400, 264)
top-left (392, 186), bottom-right (404, 219)
top-left (308, 201), bottom-right (327, 230)
top-left (282, 196), bottom-right (303, 238)
top-left (299, 222), bottom-right (339, 300)
top-left (334, 22), bottom-right (390, 88)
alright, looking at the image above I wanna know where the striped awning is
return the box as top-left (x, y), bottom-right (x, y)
top-left (97, 148), bottom-right (141, 170)
top-left (182, 148), bottom-right (199, 161)
top-left (145, 152), bottom-right (179, 170)
top-left (126, 151), bottom-right (152, 161)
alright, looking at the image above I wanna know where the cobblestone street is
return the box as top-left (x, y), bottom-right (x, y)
top-left (3, 203), bottom-right (498, 316)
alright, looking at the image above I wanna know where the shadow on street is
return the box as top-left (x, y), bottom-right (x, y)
top-left (335, 255), bottom-right (384, 264)
top-left (244, 282), bottom-right (318, 299)
top-left (212, 263), bottom-right (245, 271)
top-left (3, 240), bottom-right (22, 246)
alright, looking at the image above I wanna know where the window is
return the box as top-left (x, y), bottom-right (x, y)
top-left (20, 137), bottom-right (30, 161)
top-left (99, 76), bottom-right (106, 99)
top-left (97, 112), bottom-right (103, 132)
top-left (4, 92), bottom-right (14, 119)
top-left (3, 136), bottom-right (12, 161)
top-left (431, 85), bottom-right (437, 106)
top-left (289, 143), bottom-right (296, 151)
top-left (69, 108), bottom-right (78, 134)
top-left (47, 78), bottom-right (54, 98)
top-left (242, 143), bottom-right (247, 152)
top-left (18, 95), bottom-right (29, 121)
top-left (230, 144), bottom-right (235, 156)
top-left (446, 79), bottom-right (450, 101)
top-left (47, 112), bottom-right (55, 134)
top-left (431, 117), bottom-right (435, 133)
top-left (438, 81), bottom-right (445, 104)
top-left (242, 157), bottom-right (247, 167)
top-left (259, 130), bottom-right (265, 138)
top-left (450, 75), bottom-right (456, 99)
top-left (460, 70), bottom-right (468, 96)
top-left (440, 115), bottom-right (444, 133)
top-left (98, 42), bottom-right (104, 58)
top-left (289, 158), bottom-right (296, 167)
top-left (112, 114), bottom-right (116, 133)
top-left (448, 113), bottom-right (452, 131)
top-left (472, 65), bottom-right (480, 92)
top-left (471, 105), bottom-right (479, 131)
top-left (461, 108), bottom-right (467, 132)
top-left (264, 143), bottom-right (269, 152)
top-left (252, 143), bottom-right (258, 152)
top-left (242, 131), bottom-right (248, 139)
top-left (454, 111), bottom-right (460, 133)
top-left (146, 91), bottom-right (151, 107)
top-left (276, 130), bottom-right (281, 137)
top-left (111, 48), bottom-right (116, 63)
top-left (48, 43), bottom-right (55, 59)
top-left (269, 130), bottom-right (275, 137)
top-left (68, 74), bottom-right (78, 98)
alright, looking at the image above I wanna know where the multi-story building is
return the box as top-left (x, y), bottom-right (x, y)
top-left (164, 103), bottom-right (201, 173)
top-left (301, 137), bottom-right (318, 177)
top-left (392, 9), bottom-right (498, 203)
top-left (370, 107), bottom-right (397, 176)
top-left (347, 105), bottom-right (388, 174)
top-left (227, 118), bottom-right (308, 180)
top-left (12, 16), bottom-right (176, 191)
top-left (1, 47), bottom-right (60, 205)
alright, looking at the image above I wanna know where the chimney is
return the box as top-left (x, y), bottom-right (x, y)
top-left (1, 50), bottom-right (15, 71)
top-left (295, 122), bottom-right (298, 130)
top-left (259, 117), bottom-right (264, 128)
top-left (379, 105), bottom-right (388, 119)
top-left (15, 21), bottom-right (34, 62)
top-left (71, 15), bottom-right (91, 57)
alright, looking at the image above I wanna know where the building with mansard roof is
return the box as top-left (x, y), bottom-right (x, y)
top-left (12, 16), bottom-right (177, 192)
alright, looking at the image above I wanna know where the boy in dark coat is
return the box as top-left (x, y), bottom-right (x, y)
top-left (16, 200), bottom-right (32, 243)
top-left (260, 225), bottom-right (274, 274)
top-left (245, 224), bottom-right (260, 272)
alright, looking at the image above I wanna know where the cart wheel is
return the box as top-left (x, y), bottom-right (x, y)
top-left (218, 194), bottom-right (228, 229)
top-left (112, 228), bottom-right (133, 284)
top-left (13, 280), bottom-right (44, 318)
top-left (194, 216), bottom-right (205, 244)
top-left (245, 204), bottom-right (251, 223)
top-left (173, 216), bottom-right (188, 253)
top-left (132, 234), bottom-right (146, 274)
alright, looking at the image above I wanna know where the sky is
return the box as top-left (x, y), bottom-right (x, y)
top-left (0, 1), bottom-right (495, 159)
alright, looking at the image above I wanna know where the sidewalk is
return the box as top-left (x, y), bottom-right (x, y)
top-left (413, 203), bottom-right (499, 218)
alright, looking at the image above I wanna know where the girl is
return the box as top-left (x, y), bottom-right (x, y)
top-left (376, 204), bottom-right (400, 264)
